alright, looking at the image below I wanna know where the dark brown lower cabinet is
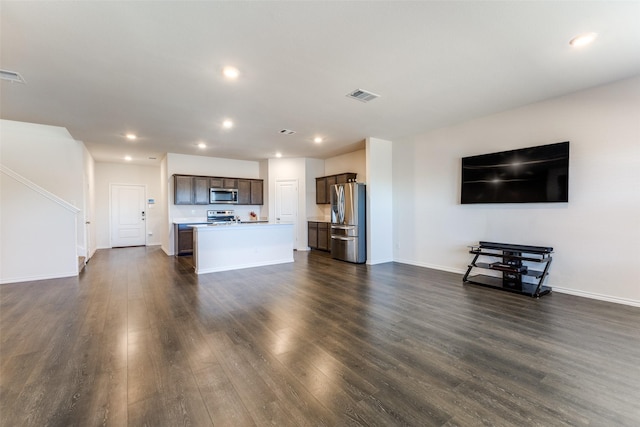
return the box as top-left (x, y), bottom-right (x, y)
top-left (308, 221), bottom-right (330, 251)
top-left (308, 222), bottom-right (318, 249)
top-left (175, 224), bottom-right (196, 256)
top-left (317, 222), bottom-right (329, 251)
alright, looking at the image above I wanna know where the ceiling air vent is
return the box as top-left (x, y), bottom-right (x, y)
top-left (279, 129), bottom-right (296, 135)
top-left (0, 69), bottom-right (26, 84)
top-left (346, 88), bottom-right (379, 103)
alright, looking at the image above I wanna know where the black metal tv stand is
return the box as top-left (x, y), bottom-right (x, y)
top-left (463, 241), bottom-right (553, 298)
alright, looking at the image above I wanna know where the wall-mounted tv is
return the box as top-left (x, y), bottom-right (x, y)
top-left (461, 141), bottom-right (569, 204)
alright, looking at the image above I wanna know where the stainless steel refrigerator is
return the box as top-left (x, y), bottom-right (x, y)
top-left (330, 182), bottom-right (366, 263)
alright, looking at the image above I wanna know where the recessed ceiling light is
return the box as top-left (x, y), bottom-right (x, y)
top-left (223, 66), bottom-right (239, 79)
top-left (569, 32), bottom-right (598, 48)
top-left (198, 142), bottom-right (207, 149)
top-left (314, 137), bottom-right (323, 143)
top-left (124, 155), bottom-right (132, 161)
top-left (125, 133), bottom-right (137, 140)
top-left (275, 152), bottom-right (282, 158)
top-left (222, 119), bottom-right (233, 129)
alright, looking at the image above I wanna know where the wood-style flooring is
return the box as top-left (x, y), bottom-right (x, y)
top-left (1, 246), bottom-right (639, 426)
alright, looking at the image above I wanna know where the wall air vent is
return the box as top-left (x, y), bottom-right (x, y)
top-left (279, 129), bottom-right (296, 135)
top-left (0, 69), bottom-right (26, 84)
top-left (346, 88), bottom-right (379, 103)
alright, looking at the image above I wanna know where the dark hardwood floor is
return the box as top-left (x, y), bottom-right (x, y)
top-left (1, 246), bottom-right (639, 426)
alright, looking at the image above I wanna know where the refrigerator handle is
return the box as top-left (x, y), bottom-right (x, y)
top-left (331, 236), bottom-right (354, 241)
top-left (338, 185), bottom-right (345, 223)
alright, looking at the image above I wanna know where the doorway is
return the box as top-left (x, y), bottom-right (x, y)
top-left (275, 179), bottom-right (298, 249)
top-left (110, 184), bottom-right (146, 247)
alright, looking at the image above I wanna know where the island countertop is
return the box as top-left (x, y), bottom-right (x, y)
top-left (173, 218), bottom-right (209, 225)
top-left (191, 222), bottom-right (294, 274)
top-left (189, 221), bottom-right (280, 230)
top-left (174, 219), bottom-right (270, 225)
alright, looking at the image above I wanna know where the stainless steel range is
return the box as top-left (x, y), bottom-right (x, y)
top-left (206, 210), bottom-right (238, 224)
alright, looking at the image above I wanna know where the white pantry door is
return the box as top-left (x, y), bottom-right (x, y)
top-left (275, 179), bottom-right (298, 248)
top-left (111, 184), bottom-right (146, 247)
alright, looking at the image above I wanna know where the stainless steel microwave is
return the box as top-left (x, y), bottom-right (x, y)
top-left (210, 188), bottom-right (238, 204)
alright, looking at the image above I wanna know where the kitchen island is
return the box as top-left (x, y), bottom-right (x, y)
top-left (191, 222), bottom-right (294, 274)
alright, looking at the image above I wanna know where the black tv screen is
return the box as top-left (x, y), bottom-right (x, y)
top-left (461, 141), bottom-right (569, 204)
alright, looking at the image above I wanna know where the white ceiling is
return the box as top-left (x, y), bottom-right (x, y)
top-left (2, 1), bottom-right (640, 165)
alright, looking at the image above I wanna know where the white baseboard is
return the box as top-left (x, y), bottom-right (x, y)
top-left (367, 257), bottom-right (394, 265)
top-left (0, 270), bottom-right (78, 285)
top-left (97, 244), bottom-right (162, 249)
top-left (552, 286), bottom-right (640, 308)
top-left (393, 258), bottom-right (640, 308)
top-left (393, 258), bottom-right (466, 275)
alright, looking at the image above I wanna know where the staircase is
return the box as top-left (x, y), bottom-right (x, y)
top-left (1, 164), bottom-right (81, 284)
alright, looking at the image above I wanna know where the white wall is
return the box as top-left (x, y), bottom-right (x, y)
top-left (94, 162), bottom-right (163, 248)
top-left (160, 155), bottom-right (169, 254)
top-left (1, 120), bottom-right (86, 252)
top-left (305, 158), bottom-right (325, 222)
top-left (165, 153), bottom-right (262, 254)
top-left (366, 138), bottom-right (394, 264)
top-left (0, 120), bottom-right (84, 283)
top-left (168, 152), bottom-right (261, 179)
top-left (83, 145), bottom-right (96, 259)
top-left (0, 120), bottom-right (84, 206)
top-left (259, 159), bottom-right (270, 215)
top-left (324, 149), bottom-right (367, 183)
top-left (393, 76), bottom-right (640, 305)
top-left (317, 149), bottom-right (368, 221)
top-left (1, 173), bottom-right (78, 283)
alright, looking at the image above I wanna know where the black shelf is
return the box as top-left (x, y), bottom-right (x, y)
top-left (469, 249), bottom-right (550, 263)
top-left (465, 274), bottom-right (552, 298)
top-left (471, 262), bottom-right (545, 278)
top-left (463, 241), bottom-right (553, 298)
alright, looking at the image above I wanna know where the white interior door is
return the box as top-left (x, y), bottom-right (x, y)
top-left (111, 184), bottom-right (146, 247)
top-left (275, 179), bottom-right (298, 248)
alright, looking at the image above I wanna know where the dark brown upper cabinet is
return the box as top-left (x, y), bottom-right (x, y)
top-left (174, 175), bottom-right (210, 205)
top-left (315, 173), bottom-right (356, 204)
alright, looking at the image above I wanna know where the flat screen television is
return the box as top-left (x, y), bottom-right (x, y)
top-left (461, 141), bottom-right (569, 204)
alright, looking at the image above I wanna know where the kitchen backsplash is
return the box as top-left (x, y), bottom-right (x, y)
top-left (172, 204), bottom-right (262, 221)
